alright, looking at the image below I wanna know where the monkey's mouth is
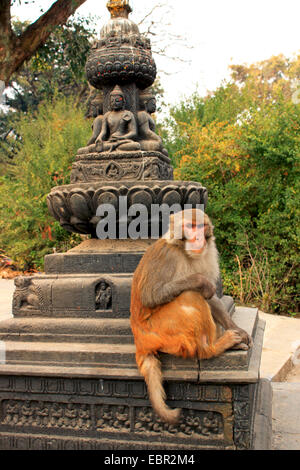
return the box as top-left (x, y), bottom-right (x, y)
top-left (185, 237), bottom-right (206, 253)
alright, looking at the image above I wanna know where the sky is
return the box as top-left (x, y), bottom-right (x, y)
top-left (10, 0), bottom-right (300, 108)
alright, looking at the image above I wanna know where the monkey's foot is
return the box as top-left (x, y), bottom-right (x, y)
top-left (231, 342), bottom-right (249, 351)
top-left (233, 327), bottom-right (253, 348)
top-left (224, 329), bottom-right (243, 349)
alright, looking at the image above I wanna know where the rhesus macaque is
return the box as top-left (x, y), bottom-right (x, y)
top-left (130, 209), bottom-right (252, 424)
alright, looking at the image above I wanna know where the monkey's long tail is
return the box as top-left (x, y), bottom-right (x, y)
top-left (137, 353), bottom-right (181, 425)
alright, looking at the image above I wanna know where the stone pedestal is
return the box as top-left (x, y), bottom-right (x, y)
top-left (0, 240), bottom-right (266, 450)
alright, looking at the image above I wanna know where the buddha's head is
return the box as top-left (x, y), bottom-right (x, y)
top-left (110, 85), bottom-right (125, 111)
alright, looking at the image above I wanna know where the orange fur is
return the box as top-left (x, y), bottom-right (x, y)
top-left (130, 227), bottom-right (241, 424)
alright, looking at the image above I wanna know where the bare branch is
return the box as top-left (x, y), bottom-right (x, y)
top-left (135, 1), bottom-right (193, 70)
top-left (137, 3), bottom-right (165, 26)
top-left (15, 0), bottom-right (87, 63)
top-left (0, 0), bottom-right (88, 84)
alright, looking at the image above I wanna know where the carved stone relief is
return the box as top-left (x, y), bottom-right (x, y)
top-left (95, 281), bottom-right (112, 310)
top-left (1, 399), bottom-right (223, 439)
top-left (1, 400), bottom-right (92, 430)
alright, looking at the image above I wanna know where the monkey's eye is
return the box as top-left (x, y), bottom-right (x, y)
top-left (185, 223), bottom-right (193, 229)
top-left (196, 224), bottom-right (205, 230)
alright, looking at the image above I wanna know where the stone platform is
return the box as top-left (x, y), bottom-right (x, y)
top-left (0, 311), bottom-right (264, 451)
top-left (0, 241), bottom-right (266, 450)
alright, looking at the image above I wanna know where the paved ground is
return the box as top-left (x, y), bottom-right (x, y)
top-left (271, 383), bottom-right (300, 450)
top-left (0, 279), bottom-right (300, 449)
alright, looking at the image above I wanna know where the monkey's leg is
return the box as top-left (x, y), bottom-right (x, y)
top-left (198, 329), bottom-right (243, 359)
top-left (207, 295), bottom-right (253, 348)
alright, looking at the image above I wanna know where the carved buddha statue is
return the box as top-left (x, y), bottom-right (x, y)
top-left (137, 89), bottom-right (168, 156)
top-left (86, 94), bottom-right (104, 146)
top-left (95, 85), bottom-right (141, 153)
top-left (77, 93), bottom-right (104, 155)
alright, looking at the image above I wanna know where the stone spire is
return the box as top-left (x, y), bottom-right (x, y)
top-left (107, 0), bottom-right (132, 18)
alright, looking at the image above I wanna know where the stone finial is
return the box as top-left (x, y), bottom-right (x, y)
top-left (107, 0), bottom-right (132, 18)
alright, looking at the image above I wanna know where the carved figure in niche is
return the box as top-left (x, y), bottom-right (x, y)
top-left (135, 407), bottom-right (153, 432)
top-left (137, 88), bottom-right (168, 156)
top-left (4, 401), bottom-right (19, 425)
top-left (97, 405), bottom-right (114, 428)
top-left (50, 403), bottom-right (64, 427)
top-left (35, 401), bottom-right (49, 427)
top-left (95, 281), bottom-right (112, 310)
top-left (181, 409), bottom-right (201, 435)
top-left (64, 404), bottom-right (77, 428)
top-left (77, 93), bottom-right (104, 155)
top-left (13, 277), bottom-right (39, 310)
top-left (95, 85), bottom-right (141, 153)
top-left (105, 162), bottom-right (121, 179)
top-left (202, 412), bottom-right (219, 435)
top-left (113, 406), bottom-right (130, 429)
top-left (143, 162), bottom-right (160, 179)
top-left (78, 404), bottom-right (92, 429)
top-left (20, 400), bottom-right (34, 426)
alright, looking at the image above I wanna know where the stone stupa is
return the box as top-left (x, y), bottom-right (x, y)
top-left (0, 0), bottom-right (268, 450)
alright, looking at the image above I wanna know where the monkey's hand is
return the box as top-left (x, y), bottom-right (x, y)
top-left (230, 327), bottom-right (253, 349)
top-left (188, 274), bottom-right (216, 300)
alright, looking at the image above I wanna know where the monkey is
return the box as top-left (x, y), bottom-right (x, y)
top-left (130, 208), bottom-right (252, 424)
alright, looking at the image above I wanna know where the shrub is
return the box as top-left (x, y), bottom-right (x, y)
top-left (0, 96), bottom-right (92, 270)
top-left (170, 96), bottom-right (300, 315)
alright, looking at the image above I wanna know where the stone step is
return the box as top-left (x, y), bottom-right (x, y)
top-left (2, 341), bottom-right (137, 368)
top-left (0, 307), bottom-right (259, 375)
top-left (1, 340), bottom-right (209, 375)
top-left (0, 318), bottom-right (133, 343)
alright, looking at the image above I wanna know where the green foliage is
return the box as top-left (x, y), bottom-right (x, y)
top-left (8, 16), bottom-right (96, 112)
top-left (0, 16), bottom-right (96, 168)
top-left (0, 96), bottom-right (92, 270)
top-left (163, 55), bottom-right (300, 315)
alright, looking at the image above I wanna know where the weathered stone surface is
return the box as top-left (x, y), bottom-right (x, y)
top-left (44, 239), bottom-right (154, 274)
top-left (0, 372), bottom-right (262, 450)
top-left (71, 151), bottom-right (173, 183)
top-left (11, 273), bottom-right (131, 318)
top-left (85, 16), bottom-right (156, 91)
top-left (0, 308), bottom-right (260, 375)
top-left (47, 180), bottom-right (208, 235)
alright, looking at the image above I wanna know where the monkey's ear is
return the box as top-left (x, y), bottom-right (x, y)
top-left (205, 222), bottom-right (214, 239)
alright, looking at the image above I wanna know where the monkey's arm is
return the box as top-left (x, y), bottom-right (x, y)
top-left (207, 295), bottom-right (253, 347)
top-left (141, 273), bottom-right (215, 309)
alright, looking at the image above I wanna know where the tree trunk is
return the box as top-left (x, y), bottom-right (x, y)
top-left (0, 0), bottom-right (88, 86)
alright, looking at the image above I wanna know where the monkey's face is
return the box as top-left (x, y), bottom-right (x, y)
top-left (184, 215), bottom-right (213, 255)
top-left (184, 219), bottom-right (206, 254)
top-left (166, 209), bottom-right (213, 255)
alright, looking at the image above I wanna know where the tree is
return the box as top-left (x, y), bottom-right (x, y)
top-left (0, 15), bottom-right (96, 168)
top-left (0, 0), bottom-right (88, 86)
top-left (162, 53), bottom-right (300, 315)
top-left (6, 16), bottom-right (96, 112)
